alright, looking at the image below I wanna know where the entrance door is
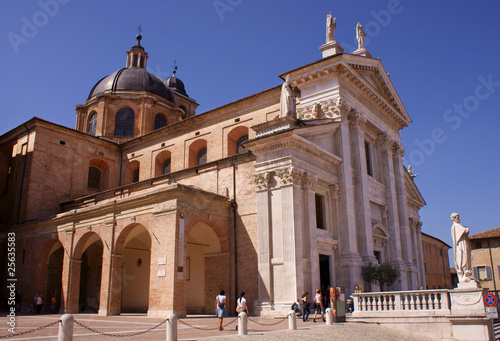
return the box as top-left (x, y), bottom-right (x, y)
top-left (319, 254), bottom-right (331, 288)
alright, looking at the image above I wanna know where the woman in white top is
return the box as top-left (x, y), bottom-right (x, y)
top-left (236, 291), bottom-right (249, 315)
top-left (215, 289), bottom-right (227, 331)
top-left (313, 289), bottom-right (324, 322)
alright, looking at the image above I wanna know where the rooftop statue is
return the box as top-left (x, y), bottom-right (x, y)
top-left (280, 76), bottom-right (300, 118)
top-left (356, 22), bottom-right (366, 50)
top-left (326, 12), bottom-right (336, 43)
top-left (450, 213), bottom-right (473, 283)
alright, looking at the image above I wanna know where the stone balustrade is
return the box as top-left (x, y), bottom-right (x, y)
top-left (351, 289), bottom-right (452, 317)
top-left (349, 288), bottom-right (493, 341)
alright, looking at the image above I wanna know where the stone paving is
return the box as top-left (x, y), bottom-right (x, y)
top-left (0, 312), bottom-right (437, 340)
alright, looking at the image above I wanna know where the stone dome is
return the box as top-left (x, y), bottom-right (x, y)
top-left (88, 68), bottom-right (176, 103)
top-left (165, 73), bottom-right (188, 97)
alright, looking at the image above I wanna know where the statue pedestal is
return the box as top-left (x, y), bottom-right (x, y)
top-left (352, 48), bottom-right (372, 58)
top-left (448, 285), bottom-right (494, 341)
top-left (450, 285), bottom-right (485, 316)
top-left (319, 41), bottom-right (344, 58)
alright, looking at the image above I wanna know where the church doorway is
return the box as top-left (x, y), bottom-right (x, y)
top-left (45, 241), bottom-right (63, 313)
top-left (77, 236), bottom-right (103, 313)
top-left (120, 225), bottom-right (151, 313)
top-left (319, 254), bottom-right (331, 288)
top-left (186, 222), bottom-right (222, 314)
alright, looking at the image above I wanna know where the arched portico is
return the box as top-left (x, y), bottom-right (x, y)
top-left (108, 223), bottom-right (152, 315)
top-left (67, 232), bottom-right (103, 313)
top-left (185, 221), bottom-right (228, 314)
top-left (39, 239), bottom-right (64, 313)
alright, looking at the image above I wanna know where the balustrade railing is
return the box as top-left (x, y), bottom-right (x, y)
top-left (351, 289), bottom-right (450, 316)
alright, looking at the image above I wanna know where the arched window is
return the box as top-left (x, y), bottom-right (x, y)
top-left (197, 148), bottom-right (207, 165)
top-left (115, 108), bottom-right (135, 136)
top-left (87, 112), bottom-right (97, 136)
top-left (154, 114), bottom-right (167, 130)
top-left (87, 167), bottom-right (101, 190)
top-left (236, 135), bottom-right (248, 154)
top-left (125, 160), bottom-right (140, 185)
top-left (179, 105), bottom-right (187, 120)
top-left (188, 139), bottom-right (207, 168)
top-left (132, 168), bottom-right (139, 183)
top-left (163, 159), bottom-right (171, 174)
top-left (227, 126), bottom-right (249, 157)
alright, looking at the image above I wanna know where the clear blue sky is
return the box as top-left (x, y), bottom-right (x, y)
top-left (1, 1), bottom-right (499, 258)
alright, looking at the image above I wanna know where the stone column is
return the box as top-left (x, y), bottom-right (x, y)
top-left (415, 222), bottom-right (426, 289)
top-left (253, 172), bottom-right (273, 306)
top-left (392, 143), bottom-right (414, 288)
top-left (301, 172), bottom-right (319, 292)
top-left (337, 103), bottom-right (362, 290)
top-left (276, 167), bottom-right (304, 305)
top-left (377, 134), bottom-right (406, 289)
top-left (348, 110), bottom-right (375, 264)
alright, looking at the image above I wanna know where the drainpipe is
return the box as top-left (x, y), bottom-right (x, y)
top-left (17, 124), bottom-right (30, 224)
top-left (488, 240), bottom-right (497, 291)
top-left (232, 162), bottom-right (238, 304)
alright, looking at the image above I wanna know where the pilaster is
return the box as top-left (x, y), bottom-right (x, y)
top-left (348, 109), bottom-right (375, 264)
top-left (338, 101), bottom-right (362, 290)
top-left (252, 172), bottom-right (273, 305)
top-left (393, 143), bottom-right (414, 288)
top-left (377, 134), bottom-right (406, 289)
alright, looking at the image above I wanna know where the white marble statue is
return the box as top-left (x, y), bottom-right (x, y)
top-left (356, 22), bottom-right (366, 50)
top-left (326, 12), bottom-right (336, 43)
top-left (451, 213), bottom-right (473, 283)
top-left (280, 77), bottom-right (299, 118)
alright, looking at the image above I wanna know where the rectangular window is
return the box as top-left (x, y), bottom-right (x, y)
top-left (364, 141), bottom-right (373, 176)
top-left (477, 266), bottom-right (487, 280)
top-left (315, 193), bottom-right (325, 230)
top-left (475, 241), bottom-right (482, 249)
top-left (424, 263), bottom-right (427, 273)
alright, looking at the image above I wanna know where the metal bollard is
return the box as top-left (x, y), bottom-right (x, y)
top-left (288, 310), bottom-right (297, 330)
top-left (166, 314), bottom-right (177, 341)
top-left (238, 312), bottom-right (248, 335)
top-left (58, 314), bottom-right (74, 341)
top-left (325, 308), bottom-right (333, 325)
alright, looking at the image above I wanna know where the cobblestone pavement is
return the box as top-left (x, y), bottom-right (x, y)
top-left (0, 312), bottom-right (437, 340)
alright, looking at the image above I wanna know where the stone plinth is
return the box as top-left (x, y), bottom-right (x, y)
top-left (352, 48), bottom-right (371, 58)
top-left (319, 41), bottom-right (344, 58)
top-left (449, 284), bottom-right (485, 316)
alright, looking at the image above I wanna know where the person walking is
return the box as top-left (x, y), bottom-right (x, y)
top-left (313, 289), bottom-right (325, 322)
top-left (236, 291), bottom-right (249, 315)
top-left (215, 289), bottom-right (227, 331)
top-left (301, 292), bottom-right (310, 322)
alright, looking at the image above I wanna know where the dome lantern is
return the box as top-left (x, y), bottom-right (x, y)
top-left (126, 28), bottom-right (148, 69)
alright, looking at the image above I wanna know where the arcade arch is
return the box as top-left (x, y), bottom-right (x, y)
top-left (40, 240), bottom-right (64, 313)
top-left (72, 232), bottom-right (103, 313)
top-left (114, 224), bottom-right (152, 313)
top-left (185, 222), bottom-right (222, 314)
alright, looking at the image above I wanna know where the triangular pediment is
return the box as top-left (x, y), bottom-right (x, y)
top-left (347, 63), bottom-right (406, 120)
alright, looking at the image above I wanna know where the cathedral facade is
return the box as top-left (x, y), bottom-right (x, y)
top-left (0, 22), bottom-right (425, 317)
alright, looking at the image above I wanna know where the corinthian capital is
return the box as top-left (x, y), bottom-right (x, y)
top-left (329, 183), bottom-right (341, 199)
top-left (302, 173), bottom-right (317, 190)
top-left (348, 109), bottom-right (367, 128)
top-left (276, 167), bottom-right (302, 186)
top-left (252, 172), bottom-right (271, 191)
top-left (377, 133), bottom-right (397, 151)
